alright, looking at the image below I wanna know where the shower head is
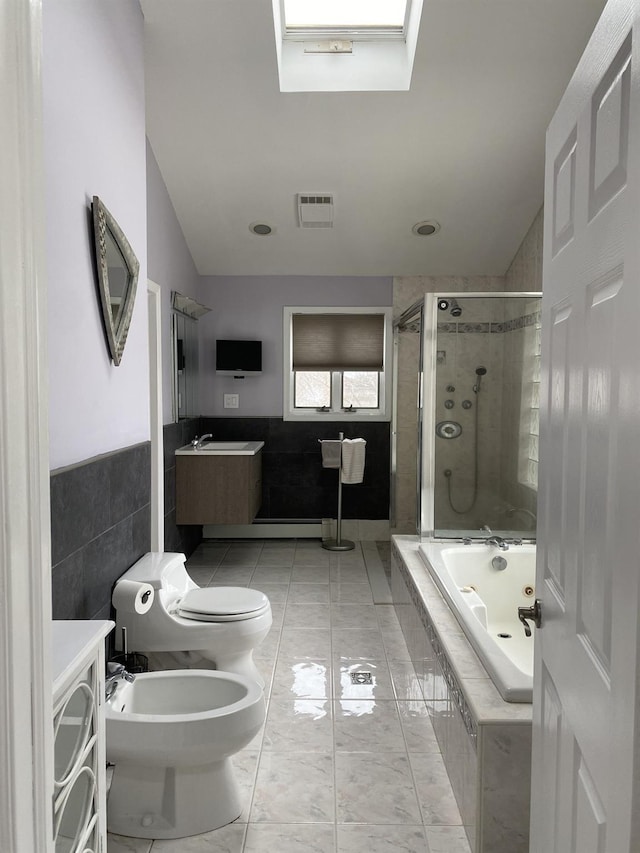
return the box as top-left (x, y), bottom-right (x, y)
top-left (475, 366), bottom-right (487, 376)
top-left (450, 298), bottom-right (462, 317)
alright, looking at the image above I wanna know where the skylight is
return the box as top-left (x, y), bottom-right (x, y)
top-left (283, 0), bottom-right (408, 35)
top-left (272, 0), bottom-right (423, 92)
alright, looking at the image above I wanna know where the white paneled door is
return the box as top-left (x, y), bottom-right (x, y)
top-left (531, 1), bottom-right (640, 850)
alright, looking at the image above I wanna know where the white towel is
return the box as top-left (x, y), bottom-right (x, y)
top-left (321, 439), bottom-right (342, 469)
top-left (341, 438), bottom-right (366, 484)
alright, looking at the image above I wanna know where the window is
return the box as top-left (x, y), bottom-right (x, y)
top-left (518, 303), bottom-right (542, 490)
top-left (283, 0), bottom-right (409, 38)
top-left (284, 307), bottom-right (392, 421)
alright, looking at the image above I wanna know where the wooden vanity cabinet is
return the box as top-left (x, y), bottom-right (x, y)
top-left (176, 451), bottom-right (262, 524)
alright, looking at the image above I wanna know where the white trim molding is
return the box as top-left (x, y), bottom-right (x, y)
top-left (148, 281), bottom-right (164, 551)
top-left (0, 1), bottom-right (53, 851)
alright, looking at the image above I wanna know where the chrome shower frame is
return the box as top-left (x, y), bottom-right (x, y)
top-left (419, 292), bottom-right (542, 541)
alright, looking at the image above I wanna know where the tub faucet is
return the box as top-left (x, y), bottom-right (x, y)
top-left (105, 662), bottom-right (135, 700)
top-left (486, 536), bottom-right (510, 551)
top-left (195, 433), bottom-right (213, 449)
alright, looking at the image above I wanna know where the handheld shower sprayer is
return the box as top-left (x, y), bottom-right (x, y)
top-left (473, 365), bottom-right (487, 393)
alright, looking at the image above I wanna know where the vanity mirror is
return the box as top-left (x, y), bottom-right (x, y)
top-left (91, 195), bottom-right (140, 366)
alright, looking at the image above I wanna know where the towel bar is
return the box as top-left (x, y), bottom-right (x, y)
top-left (318, 432), bottom-right (354, 551)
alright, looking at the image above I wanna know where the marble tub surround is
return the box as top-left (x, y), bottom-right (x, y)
top-left (108, 538), bottom-right (471, 853)
top-left (391, 536), bottom-right (532, 853)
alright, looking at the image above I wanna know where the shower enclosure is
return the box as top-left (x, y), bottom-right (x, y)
top-left (417, 292), bottom-right (542, 540)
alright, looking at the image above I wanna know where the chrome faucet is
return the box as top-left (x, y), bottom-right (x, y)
top-left (105, 662), bottom-right (135, 700)
top-left (486, 536), bottom-right (510, 551)
top-left (194, 433), bottom-right (213, 449)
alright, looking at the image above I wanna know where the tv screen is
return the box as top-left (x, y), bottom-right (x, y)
top-left (216, 339), bottom-right (262, 376)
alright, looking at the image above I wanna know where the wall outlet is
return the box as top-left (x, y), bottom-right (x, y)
top-left (224, 394), bottom-right (239, 409)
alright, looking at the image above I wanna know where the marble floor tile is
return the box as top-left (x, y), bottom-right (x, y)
top-left (335, 752), bottom-right (421, 824)
top-left (331, 604), bottom-right (379, 631)
top-left (231, 749), bottom-right (260, 821)
top-left (107, 835), bottom-right (152, 853)
top-left (424, 825), bottom-right (472, 853)
top-left (244, 823), bottom-right (336, 852)
top-left (409, 752), bottom-right (463, 825)
top-left (330, 582), bottom-right (374, 603)
top-left (185, 567), bottom-right (216, 586)
top-left (397, 700), bottom-right (440, 753)
top-left (263, 698), bottom-right (333, 752)
top-left (256, 548), bottom-right (295, 567)
top-left (330, 565), bottom-right (370, 584)
top-left (334, 699), bottom-right (406, 752)
top-left (291, 564), bottom-right (331, 583)
top-left (283, 602), bottom-right (331, 629)
top-left (251, 753), bottom-right (335, 823)
top-left (380, 629), bottom-right (413, 660)
top-left (288, 582), bottom-right (331, 604)
top-left (388, 659), bottom-right (424, 700)
top-left (251, 565), bottom-right (293, 584)
top-left (332, 629), bottom-right (386, 660)
top-left (248, 581), bottom-right (290, 603)
top-left (336, 824), bottom-right (428, 853)
top-left (278, 628), bottom-right (332, 658)
top-left (334, 659), bottom-right (395, 701)
top-left (293, 547), bottom-right (331, 567)
top-left (270, 658), bottom-right (332, 700)
top-left (210, 566), bottom-right (255, 584)
top-left (149, 823), bottom-right (246, 851)
top-left (219, 546), bottom-right (262, 567)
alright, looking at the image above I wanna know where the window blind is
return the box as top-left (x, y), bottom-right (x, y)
top-left (292, 313), bottom-right (385, 371)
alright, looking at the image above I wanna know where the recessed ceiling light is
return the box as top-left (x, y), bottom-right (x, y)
top-left (412, 220), bottom-right (440, 236)
top-left (249, 222), bottom-right (274, 236)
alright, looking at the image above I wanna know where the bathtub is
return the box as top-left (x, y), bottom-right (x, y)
top-left (418, 541), bottom-right (535, 703)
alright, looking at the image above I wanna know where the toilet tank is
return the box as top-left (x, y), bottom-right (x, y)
top-left (118, 552), bottom-right (191, 593)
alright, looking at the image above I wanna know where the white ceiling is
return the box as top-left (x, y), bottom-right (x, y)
top-left (143, 0), bottom-right (607, 277)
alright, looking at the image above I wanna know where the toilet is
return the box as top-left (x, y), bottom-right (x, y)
top-left (112, 552), bottom-right (272, 687)
top-left (105, 669), bottom-right (265, 839)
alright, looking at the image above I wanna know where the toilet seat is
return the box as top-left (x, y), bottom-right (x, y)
top-left (177, 587), bottom-right (270, 623)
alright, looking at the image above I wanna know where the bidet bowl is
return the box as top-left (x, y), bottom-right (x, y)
top-left (105, 669), bottom-right (265, 767)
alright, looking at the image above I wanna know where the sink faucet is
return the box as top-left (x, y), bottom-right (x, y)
top-left (194, 433), bottom-right (213, 449)
top-left (105, 662), bottom-right (135, 700)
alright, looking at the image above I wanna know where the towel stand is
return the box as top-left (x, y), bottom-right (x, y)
top-left (319, 432), bottom-right (355, 552)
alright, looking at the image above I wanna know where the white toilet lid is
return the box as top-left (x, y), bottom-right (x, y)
top-left (177, 587), bottom-right (270, 622)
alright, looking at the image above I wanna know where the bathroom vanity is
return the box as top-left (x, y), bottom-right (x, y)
top-left (175, 441), bottom-right (263, 525)
top-left (53, 619), bottom-right (113, 853)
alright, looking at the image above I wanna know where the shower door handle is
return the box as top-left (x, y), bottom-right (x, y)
top-left (518, 599), bottom-right (542, 637)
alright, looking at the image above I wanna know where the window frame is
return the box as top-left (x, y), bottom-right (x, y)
top-left (283, 306), bottom-right (393, 422)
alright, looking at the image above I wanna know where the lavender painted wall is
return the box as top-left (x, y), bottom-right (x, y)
top-left (44, 0), bottom-right (148, 471)
top-left (197, 276), bottom-right (393, 416)
top-left (147, 140), bottom-right (202, 424)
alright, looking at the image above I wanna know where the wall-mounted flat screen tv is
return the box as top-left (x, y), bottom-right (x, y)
top-left (216, 339), bottom-right (262, 376)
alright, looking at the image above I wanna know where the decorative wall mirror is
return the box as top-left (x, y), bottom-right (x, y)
top-left (91, 196), bottom-right (140, 366)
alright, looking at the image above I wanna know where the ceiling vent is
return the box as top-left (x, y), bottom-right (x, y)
top-left (297, 194), bottom-right (334, 228)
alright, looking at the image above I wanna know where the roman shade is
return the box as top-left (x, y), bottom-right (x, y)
top-left (292, 313), bottom-right (385, 371)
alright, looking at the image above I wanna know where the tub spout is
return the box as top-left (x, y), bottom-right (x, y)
top-left (486, 536), bottom-right (509, 551)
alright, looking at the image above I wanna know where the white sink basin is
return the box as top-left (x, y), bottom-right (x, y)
top-left (175, 440), bottom-right (264, 456)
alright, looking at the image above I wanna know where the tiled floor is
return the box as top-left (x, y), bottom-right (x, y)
top-left (107, 540), bottom-right (471, 853)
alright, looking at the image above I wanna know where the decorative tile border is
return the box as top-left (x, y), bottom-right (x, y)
top-left (394, 550), bottom-right (478, 749)
top-left (437, 310), bottom-right (541, 335)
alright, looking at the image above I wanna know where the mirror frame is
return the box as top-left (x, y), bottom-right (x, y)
top-left (91, 195), bottom-right (140, 366)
